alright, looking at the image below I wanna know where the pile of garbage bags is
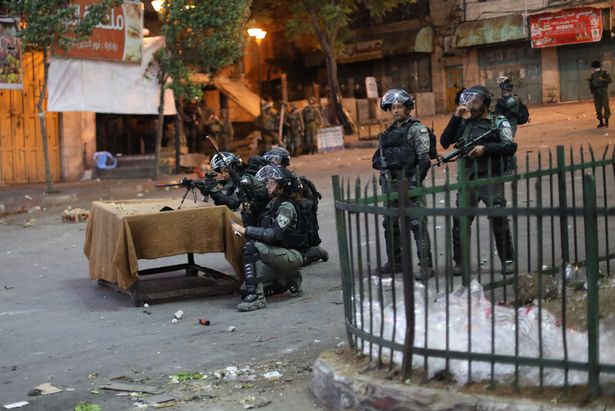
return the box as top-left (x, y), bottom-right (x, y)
top-left (356, 278), bottom-right (615, 386)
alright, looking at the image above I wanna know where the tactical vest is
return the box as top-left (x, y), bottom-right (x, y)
top-left (258, 198), bottom-right (308, 251)
top-left (378, 120), bottom-right (417, 173)
top-left (457, 114), bottom-right (507, 176)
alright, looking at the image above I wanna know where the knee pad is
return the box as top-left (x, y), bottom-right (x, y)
top-left (242, 240), bottom-right (259, 260)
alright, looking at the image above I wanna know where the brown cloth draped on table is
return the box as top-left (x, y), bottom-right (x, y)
top-left (84, 199), bottom-right (244, 290)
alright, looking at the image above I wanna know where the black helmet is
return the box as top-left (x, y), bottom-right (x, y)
top-left (245, 155), bottom-right (270, 176)
top-left (497, 76), bottom-right (514, 91)
top-left (263, 147), bottom-right (290, 167)
top-left (210, 152), bottom-right (241, 173)
top-left (458, 85), bottom-right (493, 108)
top-left (591, 60), bottom-right (602, 69)
top-left (380, 89), bottom-right (415, 111)
top-left (255, 164), bottom-right (301, 193)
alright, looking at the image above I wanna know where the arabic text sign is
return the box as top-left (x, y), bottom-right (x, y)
top-left (530, 7), bottom-right (602, 48)
top-left (56, 0), bottom-right (143, 64)
top-left (0, 18), bottom-right (23, 89)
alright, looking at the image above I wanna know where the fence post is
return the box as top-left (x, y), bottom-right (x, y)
top-left (556, 146), bottom-right (570, 264)
top-left (457, 159), bottom-right (471, 287)
top-left (332, 175), bottom-right (354, 348)
top-left (398, 178), bottom-right (415, 380)
top-left (583, 173), bottom-right (601, 399)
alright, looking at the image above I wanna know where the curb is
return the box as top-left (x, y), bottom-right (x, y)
top-left (310, 350), bottom-right (607, 411)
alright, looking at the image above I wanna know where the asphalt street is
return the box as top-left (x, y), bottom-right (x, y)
top-left (1, 100), bottom-right (614, 410)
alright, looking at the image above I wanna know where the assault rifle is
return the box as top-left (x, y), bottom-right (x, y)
top-left (203, 135), bottom-right (255, 206)
top-left (155, 171), bottom-right (223, 209)
top-left (435, 127), bottom-right (496, 166)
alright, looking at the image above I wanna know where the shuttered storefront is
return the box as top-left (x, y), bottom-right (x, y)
top-left (0, 52), bottom-right (60, 184)
top-left (558, 38), bottom-right (615, 101)
top-left (477, 42), bottom-right (542, 105)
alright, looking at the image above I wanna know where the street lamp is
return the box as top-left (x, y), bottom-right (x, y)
top-left (151, 0), bottom-right (164, 12)
top-left (247, 27), bottom-right (267, 115)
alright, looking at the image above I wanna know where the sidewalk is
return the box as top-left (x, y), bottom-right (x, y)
top-left (0, 173), bottom-right (191, 216)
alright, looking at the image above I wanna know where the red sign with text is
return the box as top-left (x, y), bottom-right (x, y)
top-left (530, 7), bottom-right (602, 48)
top-left (55, 0), bottom-right (143, 63)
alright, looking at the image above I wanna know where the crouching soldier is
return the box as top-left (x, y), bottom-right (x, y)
top-left (231, 164), bottom-right (308, 312)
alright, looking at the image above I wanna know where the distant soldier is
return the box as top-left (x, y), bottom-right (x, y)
top-left (495, 77), bottom-right (521, 137)
top-left (205, 111), bottom-right (223, 148)
top-left (286, 103), bottom-right (304, 156)
top-left (182, 99), bottom-right (201, 153)
top-left (302, 98), bottom-right (322, 154)
top-left (589, 60), bottom-right (611, 128)
top-left (218, 109), bottom-right (234, 151)
top-left (255, 103), bottom-right (279, 153)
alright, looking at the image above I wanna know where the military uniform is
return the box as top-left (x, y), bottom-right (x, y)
top-left (286, 108), bottom-right (304, 156)
top-left (589, 69), bottom-right (612, 127)
top-left (371, 117), bottom-right (433, 278)
top-left (238, 197), bottom-right (307, 311)
top-left (495, 94), bottom-right (520, 136)
top-left (302, 104), bottom-right (322, 154)
top-left (256, 109), bottom-right (279, 153)
top-left (219, 117), bottom-right (234, 151)
top-left (440, 112), bottom-right (517, 271)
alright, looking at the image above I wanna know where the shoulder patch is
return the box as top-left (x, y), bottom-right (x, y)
top-left (502, 120), bottom-right (511, 128)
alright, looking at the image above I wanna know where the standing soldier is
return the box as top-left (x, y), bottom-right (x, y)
top-left (494, 77), bottom-right (520, 137)
top-left (440, 85), bottom-right (517, 276)
top-left (302, 98), bottom-right (322, 154)
top-left (286, 103), bottom-right (304, 156)
top-left (371, 89), bottom-right (434, 280)
top-left (218, 109), bottom-right (234, 151)
top-left (205, 111), bottom-right (223, 148)
top-left (182, 99), bottom-right (201, 153)
top-left (589, 60), bottom-right (611, 128)
top-left (256, 103), bottom-right (279, 153)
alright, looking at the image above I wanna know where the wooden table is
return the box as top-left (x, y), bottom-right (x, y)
top-left (84, 199), bottom-right (245, 305)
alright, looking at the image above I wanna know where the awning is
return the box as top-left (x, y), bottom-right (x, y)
top-left (48, 36), bottom-right (176, 115)
top-left (215, 79), bottom-right (260, 118)
top-left (454, 14), bottom-right (527, 48)
top-left (306, 23), bottom-right (433, 67)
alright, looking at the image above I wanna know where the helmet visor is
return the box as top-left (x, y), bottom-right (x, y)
top-left (458, 91), bottom-right (485, 107)
top-left (263, 153), bottom-right (287, 165)
top-left (255, 164), bottom-right (284, 182)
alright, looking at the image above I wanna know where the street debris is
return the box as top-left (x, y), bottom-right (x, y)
top-left (61, 207), bottom-right (90, 223)
top-left (169, 372), bottom-right (206, 383)
top-left (3, 401), bottom-right (29, 409)
top-left (174, 309), bottom-right (184, 320)
top-left (87, 373), bottom-right (98, 380)
top-left (99, 382), bottom-right (163, 394)
top-left (27, 206), bottom-right (42, 214)
top-left (74, 402), bottom-right (101, 411)
top-left (143, 303), bottom-right (149, 308)
top-left (256, 335), bottom-right (278, 342)
top-left (22, 219), bottom-right (33, 228)
top-left (227, 325), bottom-right (236, 332)
top-left (171, 318), bottom-right (178, 324)
top-left (27, 383), bottom-right (62, 396)
top-left (198, 319), bottom-right (211, 326)
top-left (240, 395), bottom-right (271, 409)
top-left (262, 371), bottom-right (282, 381)
top-left (24, 194), bottom-right (32, 201)
top-left (146, 393), bottom-right (176, 407)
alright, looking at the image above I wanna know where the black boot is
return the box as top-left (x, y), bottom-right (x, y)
top-left (302, 246), bottom-right (329, 266)
top-left (606, 118), bottom-right (609, 128)
top-left (598, 120), bottom-right (605, 128)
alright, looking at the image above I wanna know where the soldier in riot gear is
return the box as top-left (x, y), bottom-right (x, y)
top-left (263, 147), bottom-right (328, 265)
top-left (231, 164), bottom-right (308, 312)
top-left (209, 151), bottom-right (269, 223)
top-left (371, 88), bottom-right (434, 280)
top-left (494, 77), bottom-right (521, 137)
top-left (440, 85), bottom-right (517, 276)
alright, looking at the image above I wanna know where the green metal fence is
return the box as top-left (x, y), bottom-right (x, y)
top-left (333, 145), bottom-right (615, 397)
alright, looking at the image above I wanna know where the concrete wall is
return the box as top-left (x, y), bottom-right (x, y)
top-left (541, 47), bottom-right (560, 104)
top-left (61, 112), bottom-right (96, 181)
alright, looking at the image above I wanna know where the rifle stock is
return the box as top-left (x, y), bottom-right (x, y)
top-left (435, 127), bottom-right (496, 166)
